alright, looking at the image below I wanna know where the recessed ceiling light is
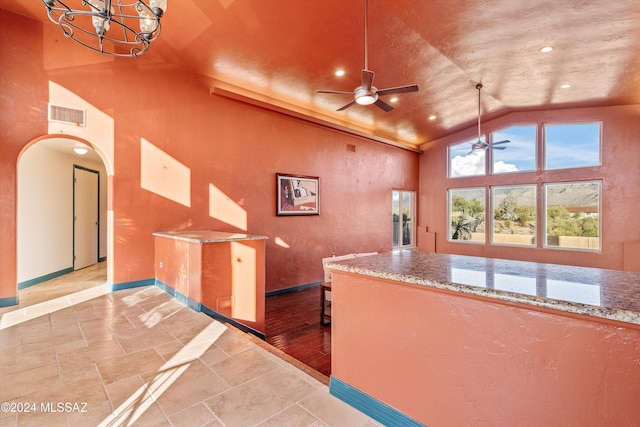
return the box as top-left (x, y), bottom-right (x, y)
top-left (73, 147), bottom-right (88, 155)
top-left (390, 97), bottom-right (399, 103)
top-left (335, 69), bottom-right (345, 77)
top-left (540, 46), bottom-right (553, 53)
top-left (428, 115), bottom-right (437, 121)
top-left (560, 84), bottom-right (571, 89)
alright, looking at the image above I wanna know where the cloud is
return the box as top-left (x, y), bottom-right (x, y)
top-left (450, 153), bottom-right (485, 177)
top-left (493, 161), bottom-right (519, 173)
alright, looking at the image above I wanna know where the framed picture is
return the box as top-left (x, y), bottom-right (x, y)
top-left (276, 173), bottom-right (319, 216)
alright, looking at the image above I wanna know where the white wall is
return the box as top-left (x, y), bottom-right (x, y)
top-left (18, 143), bottom-right (107, 283)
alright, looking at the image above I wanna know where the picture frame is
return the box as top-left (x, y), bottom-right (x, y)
top-left (276, 173), bottom-right (319, 216)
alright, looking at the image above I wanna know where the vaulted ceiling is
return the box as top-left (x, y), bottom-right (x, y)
top-left (3, 0), bottom-right (640, 150)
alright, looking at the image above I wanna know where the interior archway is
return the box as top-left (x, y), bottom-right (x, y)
top-left (16, 135), bottom-right (112, 305)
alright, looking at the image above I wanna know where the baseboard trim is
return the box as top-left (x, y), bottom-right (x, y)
top-left (265, 281), bottom-right (322, 297)
top-left (329, 376), bottom-right (425, 427)
top-left (154, 279), bottom-right (266, 341)
top-left (18, 267), bottom-right (74, 290)
top-left (111, 278), bottom-right (155, 292)
top-left (0, 296), bottom-right (18, 307)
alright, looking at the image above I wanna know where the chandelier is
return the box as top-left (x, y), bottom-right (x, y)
top-left (42, 0), bottom-right (167, 57)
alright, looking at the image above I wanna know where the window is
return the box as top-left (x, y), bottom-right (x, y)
top-left (392, 190), bottom-right (415, 248)
top-left (448, 138), bottom-right (486, 178)
top-left (491, 185), bottom-right (536, 246)
top-left (448, 188), bottom-right (485, 243)
top-left (446, 120), bottom-right (603, 252)
top-left (544, 181), bottom-right (600, 250)
top-left (491, 125), bottom-right (537, 174)
top-left (544, 123), bottom-right (601, 170)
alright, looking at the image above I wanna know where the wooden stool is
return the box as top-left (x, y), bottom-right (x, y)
top-left (320, 282), bottom-right (332, 325)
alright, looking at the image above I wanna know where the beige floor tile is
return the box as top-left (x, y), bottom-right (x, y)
top-left (152, 359), bottom-right (231, 416)
top-left (15, 407), bottom-right (68, 427)
top-left (0, 265), bottom-right (382, 427)
top-left (0, 346), bottom-right (57, 376)
top-left (59, 361), bottom-right (101, 386)
top-left (97, 347), bottom-right (165, 384)
top-left (21, 322), bottom-right (84, 352)
top-left (199, 346), bottom-right (230, 367)
top-left (212, 328), bottom-right (257, 356)
top-left (257, 404), bottom-right (324, 426)
top-left (209, 348), bottom-right (279, 387)
top-left (0, 363), bottom-right (60, 402)
top-left (298, 388), bottom-right (373, 427)
top-left (112, 323), bottom-right (178, 354)
top-left (168, 402), bottom-right (219, 427)
top-left (56, 339), bottom-right (124, 375)
top-left (205, 366), bottom-right (317, 426)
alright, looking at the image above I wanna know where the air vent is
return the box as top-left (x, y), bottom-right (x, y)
top-left (48, 104), bottom-right (86, 127)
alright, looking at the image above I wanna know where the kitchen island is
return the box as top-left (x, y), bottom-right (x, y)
top-left (327, 250), bottom-right (640, 427)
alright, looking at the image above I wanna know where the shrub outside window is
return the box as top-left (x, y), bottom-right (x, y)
top-left (449, 187), bottom-right (485, 243)
top-left (491, 185), bottom-right (536, 246)
top-left (544, 181), bottom-right (600, 251)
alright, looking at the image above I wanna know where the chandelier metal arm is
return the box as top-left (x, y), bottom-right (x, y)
top-left (42, 0), bottom-right (166, 58)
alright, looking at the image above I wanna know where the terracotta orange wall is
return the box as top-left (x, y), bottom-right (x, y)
top-left (0, 9), bottom-right (419, 299)
top-left (419, 105), bottom-right (640, 270)
top-left (332, 271), bottom-right (640, 426)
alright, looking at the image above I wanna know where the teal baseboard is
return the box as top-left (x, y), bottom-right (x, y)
top-left (110, 278), bottom-right (155, 292)
top-left (329, 376), bottom-right (425, 427)
top-left (154, 279), bottom-right (266, 341)
top-left (265, 281), bottom-right (322, 297)
top-left (18, 267), bottom-right (74, 290)
top-left (0, 296), bottom-right (18, 307)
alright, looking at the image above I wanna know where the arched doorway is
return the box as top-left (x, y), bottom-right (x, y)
top-left (16, 136), bottom-right (112, 304)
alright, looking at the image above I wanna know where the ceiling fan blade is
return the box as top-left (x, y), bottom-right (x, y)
top-left (374, 98), bottom-right (394, 112)
top-left (337, 100), bottom-right (357, 111)
top-left (361, 70), bottom-right (375, 91)
top-left (492, 146), bottom-right (507, 150)
top-left (491, 139), bottom-right (510, 146)
top-left (316, 89), bottom-right (354, 95)
top-left (376, 84), bottom-right (419, 96)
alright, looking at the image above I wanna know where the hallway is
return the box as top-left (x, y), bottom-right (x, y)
top-left (0, 265), bottom-right (380, 426)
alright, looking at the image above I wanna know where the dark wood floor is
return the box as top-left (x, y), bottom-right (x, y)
top-left (265, 285), bottom-right (331, 377)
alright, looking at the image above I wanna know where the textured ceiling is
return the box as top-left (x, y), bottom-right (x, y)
top-left (4, 0), bottom-right (640, 149)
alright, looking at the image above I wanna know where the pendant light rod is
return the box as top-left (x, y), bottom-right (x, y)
top-left (476, 83), bottom-right (483, 141)
top-left (364, 0), bottom-right (369, 70)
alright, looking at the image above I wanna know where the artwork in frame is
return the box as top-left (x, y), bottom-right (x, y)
top-left (276, 173), bottom-right (319, 216)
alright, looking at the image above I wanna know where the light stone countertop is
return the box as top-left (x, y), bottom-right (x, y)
top-left (327, 250), bottom-right (640, 326)
top-left (153, 230), bottom-right (268, 243)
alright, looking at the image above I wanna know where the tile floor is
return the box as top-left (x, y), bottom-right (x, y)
top-left (0, 263), bottom-right (381, 426)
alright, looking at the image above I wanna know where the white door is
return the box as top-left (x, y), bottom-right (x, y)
top-left (74, 166), bottom-right (99, 270)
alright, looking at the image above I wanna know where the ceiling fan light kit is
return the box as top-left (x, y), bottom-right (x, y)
top-left (316, 0), bottom-right (418, 112)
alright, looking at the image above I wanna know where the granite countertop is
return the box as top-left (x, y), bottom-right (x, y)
top-left (153, 230), bottom-right (268, 243)
top-left (327, 250), bottom-right (640, 326)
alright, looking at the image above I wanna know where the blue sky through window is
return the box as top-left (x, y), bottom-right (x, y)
top-left (545, 123), bottom-right (601, 170)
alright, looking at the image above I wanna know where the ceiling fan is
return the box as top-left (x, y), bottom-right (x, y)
top-left (468, 83), bottom-right (510, 154)
top-left (316, 0), bottom-right (418, 112)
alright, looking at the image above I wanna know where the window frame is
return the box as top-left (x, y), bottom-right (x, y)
top-left (490, 184), bottom-right (537, 247)
top-left (490, 124), bottom-right (538, 175)
top-left (542, 180), bottom-right (602, 252)
top-left (447, 187), bottom-right (486, 244)
top-left (445, 120), bottom-right (603, 253)
top-left (543, 122), bottom-right (602, 171)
